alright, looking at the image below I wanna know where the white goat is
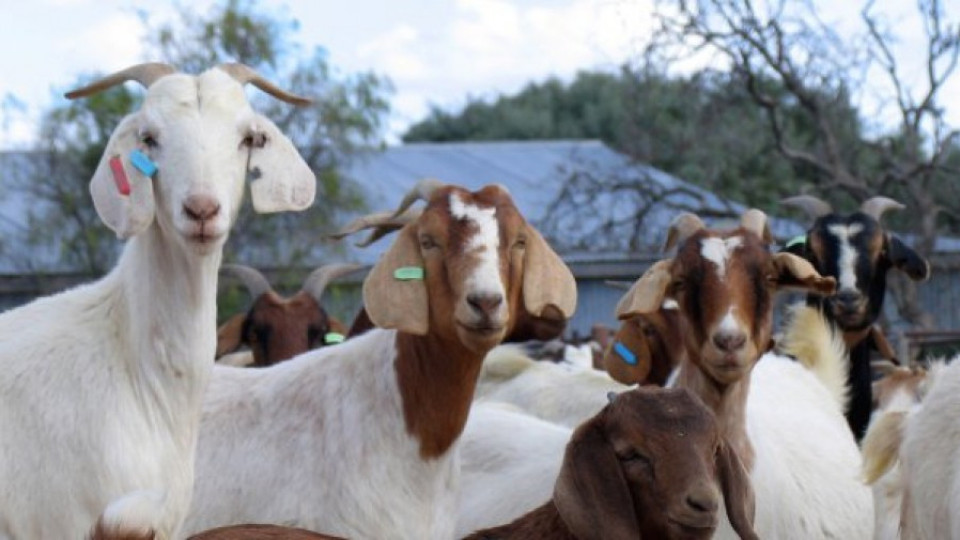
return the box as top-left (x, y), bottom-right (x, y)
top-left (0, 63), bottom-right (314, 539)
top-left (899, 356), bottom-right (960, 539)
top-left (181, 181), bottom-right (577, 539)
top-left (474, 344), bottom-right (630, 429)
top-left (615, 210), bottom-right (873, 539)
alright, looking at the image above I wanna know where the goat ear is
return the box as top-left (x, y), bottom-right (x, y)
top-left (522, 226), bottom-right (577, 319)
top-left (717, 439), bottom-right (759, 540)
top-left (363, 225), bottom-right (429, 335)
top-left (554, 420), bottom-right (640, 540)
top-left (615, 260), bottom-right (673, 320)
top-left (215, 313), bottom-right (248, 358)
top-left (603, 322), bottom-right (652, 385)
top-left (246, 113), bottom-right (316, 213)
top-left (861, 410), bottom-right (907, 485)
top-left (886, 235), bottom-right (930, 281)
top-left (89, 116), bottom-right (156, 239)
top-left (771, 252), bottom-right (836, 296)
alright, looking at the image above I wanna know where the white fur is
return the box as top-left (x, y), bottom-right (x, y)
top-left (183, 329), bottom-right (461, 540)
top-left (96, 490), bottom-right (166, 538)
top-left (900, 356), bottom-right (960, 539)
top-left (0, 67), bottom-right (312, 539)
top-left (449, 193), bottom-right (504, 306)
top-left (700, 235), bottom-right (743, 280)
top-left (455, 402), bottom-right (572, 537)
top-left (475, 345), bottom-right (630, 428)
top-left (710, 352), bottom-right (873, 539)
top-left (827, 223), bottom-right (863, 292)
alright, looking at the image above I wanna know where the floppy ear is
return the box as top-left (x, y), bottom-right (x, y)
top-left (246, 114), bottom-right (316, 213)
top-left (615, 259), bottom-right (673, 320)
top-left (89, 116), bottom-right (156, 239)
top-left (363, 225), bottom-right (429, 335)
top-left (772, 252), bottom-right (836, 296)
top-left (523, 226), bottom-right (577, 319)
top-left (717, 439), bottom-right (759, 540)
top-left (216, 312), bottom-right (248, 358)
top-left (602, 322), bottom-right (653, 385)
top-left (554, 420), bottom-right (640, 540)
top-left (886, 235), bottom-right (930, 281)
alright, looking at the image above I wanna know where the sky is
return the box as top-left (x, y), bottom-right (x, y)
top-left (0, 0), bottom-right (957, 149)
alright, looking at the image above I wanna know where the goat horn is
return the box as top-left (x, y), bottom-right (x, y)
top-left (301, 263), bottom-right (365, 303)
top-left (220, 264), bottom-right (273, 299)
top-left (740, 209), bottom-right (773, 244)
top-left (781, 195), bottom-right (833, 221)
top-left (65, 63), bottom-right (177, 99)
top-left (327, 208), bottom-right (423, 246)
top-left (217, 63), bottom-right (312, 106)
top-left (391, 178), bottom-right (445, 219)
top-left (603, 280), bottom-right (633, 291)
top-left (860, 196), bottom-right (905, 223)
top-left (664, 212), bottom-right (706, 252)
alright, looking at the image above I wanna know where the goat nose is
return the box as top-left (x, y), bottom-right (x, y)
top-left (836, 290), bottom-right (862, 308)
top-left (685, 486), bottom-right (719, 514)
top-left (467, 293), bottom-right (503, 316)
top-left (713, 330), bottom-right (746, 352)
top-left (183, 195), bottom-right (221, 222)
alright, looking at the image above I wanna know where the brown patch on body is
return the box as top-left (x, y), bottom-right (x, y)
top-left (87, 521), bottom-right (155, 540)
top-left (187, 524), bottom-right (344, 539)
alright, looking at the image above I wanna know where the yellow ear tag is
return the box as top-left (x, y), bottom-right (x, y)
top-left (393, 267), bottom-right (424, 281)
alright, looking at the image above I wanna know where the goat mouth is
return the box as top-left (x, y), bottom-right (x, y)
top-left (457, 321), bottom-right (505, 336)
top-left (669, 516), bottom-right (717, 530)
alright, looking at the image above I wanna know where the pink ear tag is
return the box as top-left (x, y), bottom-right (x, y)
top-left (108, 155), bottom-right (131, 196)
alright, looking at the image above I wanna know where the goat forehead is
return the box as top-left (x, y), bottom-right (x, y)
top-left (699, 235), bottom-right (744, 279)
top-left (449, 192), bottom-right (500, 251)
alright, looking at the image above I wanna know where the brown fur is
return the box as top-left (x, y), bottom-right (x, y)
top-left (467, 387), bottom-right (758, 540)
top-left (87, 520), bottom-right (155, 540)
top-left (373, 185), bottom-right (575, 459)
top-left (187, 524), bottom-right (344, 539)
top-left (872, 365), bottom-right (928, 411)
top-left (603, 306), bottom-right (684, 386)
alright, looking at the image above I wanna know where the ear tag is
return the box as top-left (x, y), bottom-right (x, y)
top-left (393, 266), bottom-right (424, 281)
top-left (128, 149), bottom-right (158, 177)
top-left (108, 155), bottom-right (131, 196)
top-left (785, 234), bottom-right (807, 249)
top-left (324, 332), bottom-right (345, 344)
top-left (613, 341), bottom-right (638, 366)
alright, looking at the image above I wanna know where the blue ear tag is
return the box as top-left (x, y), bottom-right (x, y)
top-left (785, 234), bottom-right (807, 249)
top-left (324, 332), bottom-right (345, 344)
top-left (129, 149), bottom-right (158, 177)
top-left (613, 342), bottom-right (638, 366)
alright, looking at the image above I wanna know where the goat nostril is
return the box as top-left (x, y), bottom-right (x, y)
top-left (713, 331), bottom-right (746, 352)
top-left (686, 492), bottom-right (718, 514)
top-left (835, 291), bottom-right (862, 307)
top-left (183, 195), bottom-right (221, 222)
top-left (467, 293), bottom-right (503, 315)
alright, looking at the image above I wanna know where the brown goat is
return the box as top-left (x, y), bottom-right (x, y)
top-left (602, 300), bottom-right (684, 386)
top-left (464, 386), bottom-right (758, 540)
top-left (216, 263), bottom-right (363, 366)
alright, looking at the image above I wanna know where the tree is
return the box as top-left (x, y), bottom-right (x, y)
top-left (648, 0), bottom-right (960, 327)
top-left (11, 0), bottom-right (391, 278)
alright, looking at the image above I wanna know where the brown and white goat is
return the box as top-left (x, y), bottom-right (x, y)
top-left (215, 263), bottom-right (362, 366)
top-left (181, 180), bottom-right (577, 539)
top-left (464, 386), bottom-right (758, 540)
top-left (615, 210), bottom-right (873, 538)
top-left (781, 195), bottom-right (930, 440)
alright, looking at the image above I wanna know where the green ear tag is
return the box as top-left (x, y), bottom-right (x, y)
top-left (785, 234), bottom-right (807, 249)
top-left (393, 266), bottom-right (424, 281)
top-left (324, 332), bottom-right (345, 344)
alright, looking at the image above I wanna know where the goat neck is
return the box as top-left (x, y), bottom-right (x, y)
top-left (462, 501), bottom-right (576, 540)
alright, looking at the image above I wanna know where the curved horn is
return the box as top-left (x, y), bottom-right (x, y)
top-left (740, 209), bottom-right (772, 243)
top-left (664, 212), bottom-right (706, 252)
top-left (860, 196), bottom-right (905, 223)
top-left (391, 178), bottom-right (445, 218)
top-left (301, 263), bottom-right (365, 303)
top-left (781, 195), bottom-right (833, 221)
top-left (65, 63), bottom-right (177, 99)
top-left (217, 63), bottom-right (312, 106)
top-left (327, 208), bottom-right (423, 246)
top-left (220, 264), bottom-right (273, 299)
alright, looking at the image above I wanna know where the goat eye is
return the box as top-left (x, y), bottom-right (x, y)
top-left (513, 237), bottom-right (527, 250)
top-left (242, 132), bottom-right (268, 149)
top-left (419, 236), bottom-right (438, 250)
top-left (140, 132), bottom-right (158, 149)
top-left (619, 451), bottom-right (651, 466)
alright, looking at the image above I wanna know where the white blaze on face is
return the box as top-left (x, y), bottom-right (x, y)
top-left (717, 306), bottom-right (740, 335)
top-left (449, 193), bottom-right (504, 299)
top-left (827, 223), bottom-right (863, 291)
top-left (700, 236), bottom-right (744, 281)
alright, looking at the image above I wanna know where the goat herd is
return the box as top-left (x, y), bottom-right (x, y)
top-left (0, 62), bottom-right (954, 540)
